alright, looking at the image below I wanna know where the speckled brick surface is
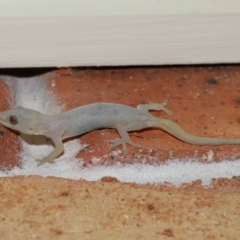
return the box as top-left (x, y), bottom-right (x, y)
top-left (0, 176), bottom-right (239, 240)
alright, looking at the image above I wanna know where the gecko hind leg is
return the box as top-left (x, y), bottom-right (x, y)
top-left (109, 125), bottom-right (140, 155)
top-left (137, 100), bottom-right (172, 115)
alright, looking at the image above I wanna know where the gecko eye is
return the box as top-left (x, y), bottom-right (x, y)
top-left (9, 115), bottom-right (18, 125)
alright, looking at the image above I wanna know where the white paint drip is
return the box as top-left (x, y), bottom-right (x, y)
top-left (0, 74), bottom-right (240, 186)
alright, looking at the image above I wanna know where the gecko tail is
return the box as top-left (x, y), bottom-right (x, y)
top-left (157, 118), bottom-right (240, 145)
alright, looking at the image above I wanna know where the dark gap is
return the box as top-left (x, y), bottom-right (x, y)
top-left (0, 63), bottom-right (239, 78)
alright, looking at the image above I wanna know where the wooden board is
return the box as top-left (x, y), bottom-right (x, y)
top-left (0, 0), bottom-right (240, 67)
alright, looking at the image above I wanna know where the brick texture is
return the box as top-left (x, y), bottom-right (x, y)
top-left (0, 79), bottom-right (20, 169)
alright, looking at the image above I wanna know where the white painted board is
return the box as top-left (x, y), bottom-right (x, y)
top-left (0, 0), bottom-right (240, 67)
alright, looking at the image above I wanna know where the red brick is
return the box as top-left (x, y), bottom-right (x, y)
top-left (0, 79), bottom-right (21, 170)
top-left (48, 66), bottom-right (240, 165)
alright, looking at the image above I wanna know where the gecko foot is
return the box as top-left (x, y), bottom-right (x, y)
top-left (148, 100), bottom-right (172, 115)
top-left (36, 158), bottom-right (55, 166)
top-left (109, 138), bottom-right (140, 155)
top-left (137, 100), bottom-right (172, 115)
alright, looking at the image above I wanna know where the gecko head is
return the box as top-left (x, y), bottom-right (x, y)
top-left (0, 106), bottom-right (44, 135)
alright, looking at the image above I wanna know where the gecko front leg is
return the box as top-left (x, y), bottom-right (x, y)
top-left (109, 124), bottom-right (140, 155)
top-left (36, 137), bottom-right (64, 166)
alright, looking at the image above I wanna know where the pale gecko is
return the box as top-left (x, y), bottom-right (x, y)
top-left (0, 101), bottom-right (240, 166)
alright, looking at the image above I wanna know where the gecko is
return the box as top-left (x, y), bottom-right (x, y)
top-left (0, 100), bottom-right (240, 166)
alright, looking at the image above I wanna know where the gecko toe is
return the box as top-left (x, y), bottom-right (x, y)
top-left (36, 158), bottom-right (55, 166)
top-left (109, 138), bottom-right (122, 149)
top-left (127, 140), bottom-right (140, 148)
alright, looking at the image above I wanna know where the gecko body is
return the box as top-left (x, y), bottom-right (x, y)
top-left (0, 101), bottom-right (240, 165)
